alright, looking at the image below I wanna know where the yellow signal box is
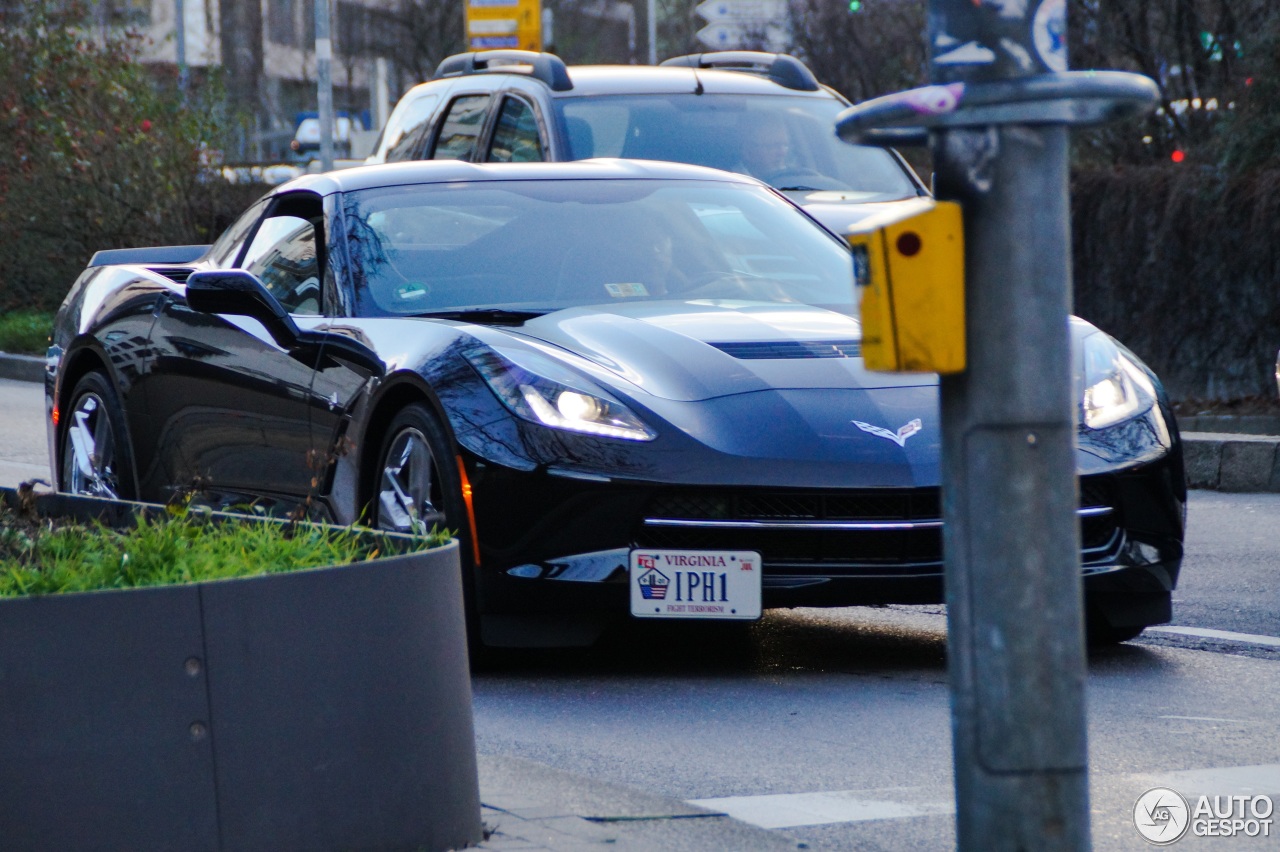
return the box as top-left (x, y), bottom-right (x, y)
top-left (844, 197), bottom-right (966, 374)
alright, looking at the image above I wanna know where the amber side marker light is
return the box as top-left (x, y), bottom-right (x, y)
top-left (456, 457), bottom-right (481, 565)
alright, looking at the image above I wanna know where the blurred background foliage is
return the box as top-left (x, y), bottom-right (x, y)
top-left (0, 0), bottom-right (1276, 396)
top-left (0, 0), bottom-right (260, 313)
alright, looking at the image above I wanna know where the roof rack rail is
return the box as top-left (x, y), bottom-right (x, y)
top-left (660, 51), bottom-right (820, 92)
top-left (432, 50), bottom-right (573, 92)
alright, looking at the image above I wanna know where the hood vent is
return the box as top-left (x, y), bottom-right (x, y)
top-left (148, 266), bottom-right (194, 284)
top-left (710, 340), bottom-right (861, 360)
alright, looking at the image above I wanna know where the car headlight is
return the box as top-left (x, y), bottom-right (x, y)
top-left (467, 348), bottom-right (657, 442)
top-left (1079, 332), bottom-right (1156, 429)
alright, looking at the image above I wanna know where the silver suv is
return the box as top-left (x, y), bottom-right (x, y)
top-left (367, 50), bottom-right (928, 231)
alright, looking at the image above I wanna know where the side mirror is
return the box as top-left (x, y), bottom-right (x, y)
top-left (185, 269), bottom-right (301, 346)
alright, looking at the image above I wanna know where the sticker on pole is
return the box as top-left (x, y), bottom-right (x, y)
top-left (630, 549), bottom-right (762, 620)
top-left (1033, 0), bottom-right (1067, 73)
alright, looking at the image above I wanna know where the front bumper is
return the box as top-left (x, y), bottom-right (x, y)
top-left (468, 449), bottom-right (1185, 625)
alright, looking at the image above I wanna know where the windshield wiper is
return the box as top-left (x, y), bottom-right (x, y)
top-left (416, 308), bottom-right (548, 326)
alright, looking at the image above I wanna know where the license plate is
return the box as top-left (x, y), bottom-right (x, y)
top-left (629, 549), bottom-right (762, 620)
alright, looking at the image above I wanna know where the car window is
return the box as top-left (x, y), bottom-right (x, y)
top-left (208, 198), bottom-right (270, 268)
top-left (383, 93), bottom-right (441, 162)
top-left (487, 96), bottom-right (545, 163)
top-left (431, 95), bottom-right (490, 161)
top-left (241, 215), bottom-right (322, 316)
top-left (556, 94), bottom-right (918, 200)
top-left (341, 179), bottom-right (855, 317)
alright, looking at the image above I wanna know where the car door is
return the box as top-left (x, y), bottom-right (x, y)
top-left (144, 192), bottom-right (330, 511)
top-left (428, 93), bottom-right (494, 161)
top-left (484, 93), bottom-right (548, 163)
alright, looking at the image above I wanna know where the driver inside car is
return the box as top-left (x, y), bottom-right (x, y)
top-left (734, 114), bottom-right (793, 183)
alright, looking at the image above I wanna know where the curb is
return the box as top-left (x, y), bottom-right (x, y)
top-left (1182, 432), bottom-right (1280, 493)
top-left (1179, 414), bottom-right (1280, 435)
top-left (0, 352), bottom-right (44, 384)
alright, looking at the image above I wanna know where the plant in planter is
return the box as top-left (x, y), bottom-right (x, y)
top-left (0, 486), bottom-right (483, 852)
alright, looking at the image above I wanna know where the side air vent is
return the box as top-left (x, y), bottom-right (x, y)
top-left (710, 340), bottom-right (861, 360)
top-left (148, 267), bottom-right (195, 284)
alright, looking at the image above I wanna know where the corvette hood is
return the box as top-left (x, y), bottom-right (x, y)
top-left (507, 301), bottom-right (936, 402)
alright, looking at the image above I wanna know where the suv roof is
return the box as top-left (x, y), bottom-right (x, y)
top-left (432, 49), bottom-right (824, 96)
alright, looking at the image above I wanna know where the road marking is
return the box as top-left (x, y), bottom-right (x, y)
top-left (694, 766), bottom-right (1280, 831)
top-left (1130, 764), bottom-right (1280, 795)
top-left (1159, 715), bottom-right (1249, 723)
top-left (687, 789), bottom-right (953, 829)
top-left (1146, 626), bottom-right (1280, 648)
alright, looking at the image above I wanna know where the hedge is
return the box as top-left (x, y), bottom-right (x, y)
top-left (1072, 166), bottom-right (1280, 401)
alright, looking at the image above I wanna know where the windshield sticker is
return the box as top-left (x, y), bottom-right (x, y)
top-left (605, 282), bottom-right (650, 298)
top-left (395, 282), bottom-right (430, 300)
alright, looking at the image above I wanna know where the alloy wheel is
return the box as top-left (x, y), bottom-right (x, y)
top-left (377, 426), bottom-right (447, 534)
top-left (64, 392), bottom-right (120, 499)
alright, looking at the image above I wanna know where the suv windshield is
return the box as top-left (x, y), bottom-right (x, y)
top-left (343, 178), bottom-right (855, 317)
top-left (555, 94), bottom-right (918, 200)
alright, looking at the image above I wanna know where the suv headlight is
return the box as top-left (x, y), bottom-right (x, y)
top-left (1078, 332), bottom-right (1156, 429)
top-left (468, 348), bottom-right (657, 442)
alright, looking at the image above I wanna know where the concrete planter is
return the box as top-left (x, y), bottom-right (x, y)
top-left (0, 490), bottom-right (481, 852)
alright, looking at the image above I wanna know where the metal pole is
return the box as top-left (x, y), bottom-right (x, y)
top-left (174, 0), bottom-right (188, 92)
top-left (314, 0), bottom-right (335, 172)
top-left (930, 1), bottom-right (1090, 849)
top-left (647, 0), bottom-right (658, 64)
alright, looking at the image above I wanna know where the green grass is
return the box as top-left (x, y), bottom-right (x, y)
top-left (0, 505), bottom-right (451, 597)
top-left (0, 311), bottom-right (54, 355)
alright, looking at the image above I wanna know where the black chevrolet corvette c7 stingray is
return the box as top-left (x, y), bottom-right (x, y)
top-left (47, 159), bottom-right (1185, 647)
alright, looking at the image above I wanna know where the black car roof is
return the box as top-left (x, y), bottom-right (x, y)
top-left (277, 158), bottom-right (768, 196)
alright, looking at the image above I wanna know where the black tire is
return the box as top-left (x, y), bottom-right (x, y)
top-left (1086, 622), bottom-right (1145, 647)
top-left (371, 404), bottom-right (488, 656)
top-left (60, 371), bottom-right (137, 500)
top-left (372, 404), bottom-right (463, 537)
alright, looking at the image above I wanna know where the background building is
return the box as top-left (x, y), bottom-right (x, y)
top-left (95, 0), bottom-right (404, 158)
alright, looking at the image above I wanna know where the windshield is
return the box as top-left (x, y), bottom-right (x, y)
top-left (343, 179), bottom-right (856, 317)
top-left (554, 94), bottom-right (919, 200)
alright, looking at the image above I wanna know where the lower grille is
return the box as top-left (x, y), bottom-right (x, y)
top-left (637, 480), bottom-right (1121, 575)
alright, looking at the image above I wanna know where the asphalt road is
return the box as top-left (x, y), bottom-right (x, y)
top-left (4, 376), bottom-right (1278, 849)
top-left (0, 378), bottom-right (49, 487)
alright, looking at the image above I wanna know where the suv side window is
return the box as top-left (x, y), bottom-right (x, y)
top-left (487, 96), bottom-right (545, 163)
top-left (384, 93), bottom-right (441, 162)
top-left (241, 215), bottom-right (322, 316)
top-left (431, 95), bottom-right (491, 161)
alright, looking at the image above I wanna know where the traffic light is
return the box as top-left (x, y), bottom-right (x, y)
top-left (848, 0), bottom-right (863, 11)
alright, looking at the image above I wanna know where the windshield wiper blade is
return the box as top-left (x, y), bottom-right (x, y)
top-left (417, 308), bottom-right (548, 325)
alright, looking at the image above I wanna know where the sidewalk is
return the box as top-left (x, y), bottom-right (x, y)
top-left (476, 754), bottom-right (803, 851)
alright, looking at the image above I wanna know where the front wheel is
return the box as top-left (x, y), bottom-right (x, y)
top-left (372, 404), bottom-right (488, 657)
top-left (60, 371), bottom-right (136, 500)
top-left (372, 404), bottom-right (463, 537)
